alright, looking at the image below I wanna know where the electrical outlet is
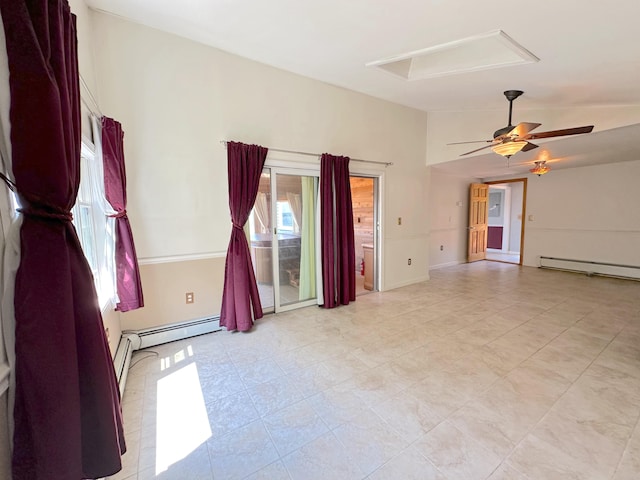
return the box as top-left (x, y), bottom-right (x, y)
top-left (408, 258), bottom-right (411, 265)
top-left (440, 245), bottom-right (444, 251)
top-left (397, 217), bottom-right (402, 225)
top-left (186, 292), bottom-right (194, 304)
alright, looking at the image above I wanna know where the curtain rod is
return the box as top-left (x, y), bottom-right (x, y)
top-left (220, 140), bottom-right (393, 167)
top-left (79, 74), bottom-right (103, 117)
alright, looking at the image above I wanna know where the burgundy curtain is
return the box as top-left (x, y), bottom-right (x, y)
top-left (220, 141), bottom-right (268, 331)
top-left (0, 1), bottom-right (125, 479)
top-left (101, 116), bottom-right (144, 312)
top-left (320, 153), bottom-right (356, 308)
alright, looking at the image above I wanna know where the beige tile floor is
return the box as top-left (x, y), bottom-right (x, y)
top-left (485, 250), bottom-right (520, 264)
top-left (109, 261), bottom-right (640, 480)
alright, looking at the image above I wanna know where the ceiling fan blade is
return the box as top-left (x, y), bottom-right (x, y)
top-left (524, 125), bottom-right (594, 140)
top-left (447, 140), bottom-right (493, 145)
top-left (506, 122), bottom-right (542, 139)
top-left (459, 144), bottom-right (495, 156)
top-left (521, 142), bottom-right (539, 152)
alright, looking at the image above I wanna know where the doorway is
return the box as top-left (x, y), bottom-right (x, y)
top-left (250, 167), bottom-right (381, 311)
top-left (484, 178), bottom-right (527, 265)
top-left (350, 176), bottom-right (378, 295)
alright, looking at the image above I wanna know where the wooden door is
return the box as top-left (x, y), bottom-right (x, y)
top-left (468, 183), bottom-right (489, 262)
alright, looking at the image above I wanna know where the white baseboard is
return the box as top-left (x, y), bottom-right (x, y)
top-left (429, 260), bottom-right (464, 270)
top-left (384, 275), bottom-right (430, 291)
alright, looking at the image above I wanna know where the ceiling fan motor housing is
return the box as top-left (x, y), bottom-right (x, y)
top-left (493, 90), bottom-right (524, 138)
top-left (451, 89), bottom-right (594, 157)
top-left (493, 90), bottom-right (524, 139)
top-left (493, 126), bottom-right (512, 139)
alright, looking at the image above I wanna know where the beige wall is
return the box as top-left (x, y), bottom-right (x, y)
top-left (70, 0), bottom-right (98, 94)
top-left (120, 257), bottom-right (225, 331)
top-left (69, 0), bottom-right (99, 139)
top-left (520, 159), bottom-right (640, 266)
top-left (437, 159), bottom-right (640, 270)
top-left (90, 12), bottom-right (430, 329)
top-left (428, 169), bottom-right (480, 268)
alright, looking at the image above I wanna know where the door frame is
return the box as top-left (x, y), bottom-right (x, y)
top-left (259, 154), bottom-right (387, 301)
top-left (484, 178), bottom-right (527, 266)
top-left (349, 171), bottom-right (383, 293)
top-left (349, 175), bottom-right (381, 294)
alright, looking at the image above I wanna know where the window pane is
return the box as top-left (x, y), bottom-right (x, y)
top-left (78, 204), bottom-right (98, 275)
top-left (277, 174), bottom-right (316, 306)
top-left (250, 171), bottom-right (273, 310)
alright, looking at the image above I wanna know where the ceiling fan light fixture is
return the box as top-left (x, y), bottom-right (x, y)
top-left (491, 140), bottom-right (528, 158)
top-left (530, 160), bottom-right (550, 176)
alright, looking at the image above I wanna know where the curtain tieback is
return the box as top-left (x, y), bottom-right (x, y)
top-left (109, 210), bottom-right (127, 218)
top-left (5, 182), bottom-right (73, 222)
top-left (18, 206), bottom-right (73, 222)
top-left (232, 222), bottom-right (244, 230)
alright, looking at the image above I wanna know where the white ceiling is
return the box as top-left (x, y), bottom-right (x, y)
top-left (85, 0), bottom-right (640, 178)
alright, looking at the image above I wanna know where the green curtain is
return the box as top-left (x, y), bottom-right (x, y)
top-left (298, 177), bottom-right (316, 300)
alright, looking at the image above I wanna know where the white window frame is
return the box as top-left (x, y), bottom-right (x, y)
top-left (72, 140), bottom-right (117, 312)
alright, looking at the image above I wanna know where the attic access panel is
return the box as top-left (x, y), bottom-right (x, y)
top-left (367, 30), bottom-right (539, 80)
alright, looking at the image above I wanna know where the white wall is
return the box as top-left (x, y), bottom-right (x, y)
top-left (428, 169), bottom-right (480, 269)
top-left (487, 187), bottom-right (506, 227)
top-left (90, 12), bottom-right (429, 329)
top-left (522, 160), bottom-right (640, 267)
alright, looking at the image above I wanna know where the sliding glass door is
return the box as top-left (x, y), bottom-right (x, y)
top-left (249, 168), bottom-right (319, 312)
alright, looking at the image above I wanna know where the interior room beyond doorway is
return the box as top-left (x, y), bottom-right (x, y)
top-left (350, 176), bottom-right (376, 295)
top-left (485, 179), bottom-right (526, 265)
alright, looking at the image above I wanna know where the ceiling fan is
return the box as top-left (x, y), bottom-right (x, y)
top-left (449, 90), bottom-right (594, 158)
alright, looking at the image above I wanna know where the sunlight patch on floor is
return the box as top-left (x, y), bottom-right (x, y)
top-left (155, 356), bottom-right (211, 475)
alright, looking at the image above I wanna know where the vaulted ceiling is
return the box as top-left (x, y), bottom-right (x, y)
top-left (86, 0), bottom-right (640, 178)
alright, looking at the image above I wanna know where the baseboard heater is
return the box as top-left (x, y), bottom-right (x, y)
top-left (114, 316), bottom-right (221, 395)
top-left (113, 334), bottom-right (134, 398)
top-left (539, 256), bottom-right (640, 281)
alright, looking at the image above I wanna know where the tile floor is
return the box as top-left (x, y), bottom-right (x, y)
top-left (109, 262), bottom-right (640, 480)
top-left (258, 271), bottom-right (369, 311)
top-left (485, 250), bottom-right (520, 264)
